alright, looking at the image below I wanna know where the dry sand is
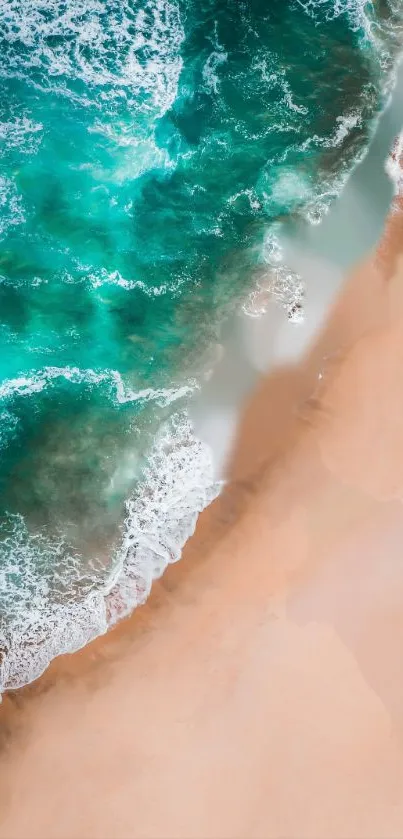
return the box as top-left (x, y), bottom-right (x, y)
top-left (2, 167), bottom-right (403, 838)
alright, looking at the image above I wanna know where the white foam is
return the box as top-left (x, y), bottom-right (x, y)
top-left (227, 188), bottom-right (262, 212)
top-left (201, 18), bottom-right (228, 96)
top-left (242, 227), bottom-right (304, 319)
top-left (0, 175), bottom-right (25, 239)
top-left (385, 130), bottom-right (403, 194)
top-left (87, 267), bottom-right (185, 297)
top-left (300, 109), bottom-right (363, 154)
top-left (270, 169), bottom-right (311, 207)
top-left (296, 0), bottom-right (371, 32)
top-left (0, 373), bottom-right (211, 692)
top-left (297, 0), bottom-right (403, 88)
top-left (0, 116), bottom-right (43, 155)
top-left (0, 0), bottom-right (184, 117)
top-left (87, 121), bottom-right (172, 182)
top-left (106, 413), bottom-right (221, 626)
top-left (0, 412), bottom-right (219, 693)
top-left (202, 49), bottom-right (227, 95)
top-left (261, 64), bottom-right (308, 116)
top-left (0, 409), bottom-right (19, 450)
top-left (0, 366), bottom-right (197, 409)
top-left (0, 512), bottom-right (110, 692)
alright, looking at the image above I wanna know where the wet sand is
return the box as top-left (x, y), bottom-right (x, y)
top-left (3, 133), bottom-right (403, 837)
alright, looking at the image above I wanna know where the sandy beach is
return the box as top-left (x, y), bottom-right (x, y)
top-left (3, 128), bottom-right (403, 838)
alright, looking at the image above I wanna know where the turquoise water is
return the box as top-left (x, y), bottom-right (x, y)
top-left (0, 0), bottom-right (402, 690)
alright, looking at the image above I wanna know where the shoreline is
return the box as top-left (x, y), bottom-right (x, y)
top-left (1, 104), bottom-right (403, 705)
top-left (2, 66), bottom-right (403, 699)
top-left (2, 69), bottom-right (403, 839)
top-left (2, 131), bottom-right (403, 836)
top-left (1, 212), bottom-right (403, 836)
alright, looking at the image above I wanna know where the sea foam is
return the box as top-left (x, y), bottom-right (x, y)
top-left (0, 0), bottom-right (184, 116)
top-left (0, 411), bottom-right (218, 693)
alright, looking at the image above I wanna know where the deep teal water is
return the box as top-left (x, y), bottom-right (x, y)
top-left (0, 0), bottom-right (402, 689)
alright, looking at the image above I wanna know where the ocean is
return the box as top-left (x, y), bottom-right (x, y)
top-left (0, 0), bottom-right (402, 692)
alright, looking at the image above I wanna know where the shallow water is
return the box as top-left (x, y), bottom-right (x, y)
top-left (0, 0), bottom-right (402, 691)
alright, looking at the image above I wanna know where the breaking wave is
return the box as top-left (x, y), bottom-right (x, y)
top-left (0, 413), bottom-right (218, 691)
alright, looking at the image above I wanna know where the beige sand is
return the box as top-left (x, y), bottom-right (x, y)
top-left (2, 189), bottom-right (403, 837)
